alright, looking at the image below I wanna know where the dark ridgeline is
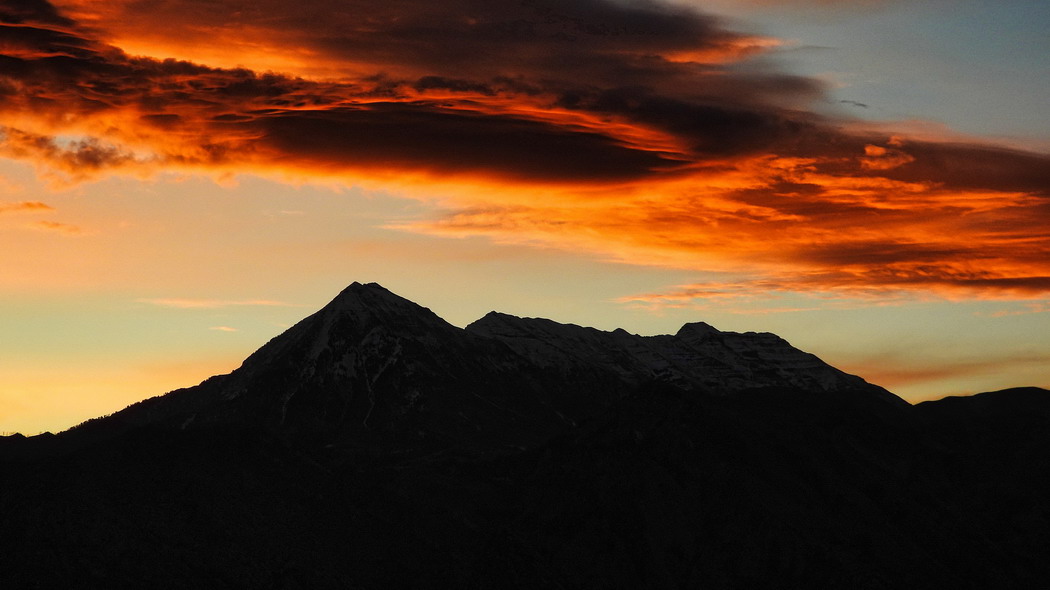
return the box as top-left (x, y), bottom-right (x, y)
top-left (1, 282), bottom-right (1047, 589)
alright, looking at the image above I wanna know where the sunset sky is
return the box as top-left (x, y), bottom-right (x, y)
top-left (2, 0), bottom-right (1049, 434)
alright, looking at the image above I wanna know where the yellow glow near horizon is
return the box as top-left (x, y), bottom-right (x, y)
top-left (1, 0), bottom-right (1048, 435)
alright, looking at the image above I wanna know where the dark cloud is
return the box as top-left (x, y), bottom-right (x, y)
top-left (731, 185), bottom-right (897, 225)
top-left (412, 76), bottom-right (496, 96)
top-left (0, 0), bottom-right (73, 26)
top-left (2, 0), bottom-right (1049, 298)
top-left (7, 0), bottom-right (1038, 188)
top-left (2, 1), bottom-right (700, 181)
top-left (98, 0), bottom-right (741, 69)
top-left (849, 268), bottom-right (1050, 295)
top-left (839, 100), bottom-right (869, 109)
top-left (555, 86), bottom-right (823, 156)
top-left (0, 126), bottom-right (138, 172)
top-left (259, 103), bottom-right (681, 181)
top-left (881, 142), bottom-right (1050, 196)
top-left (802, 241), bottom-right (975, 267)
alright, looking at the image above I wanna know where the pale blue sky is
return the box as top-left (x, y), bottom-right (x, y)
top-left (704, 0), bottom-right (1050, 148)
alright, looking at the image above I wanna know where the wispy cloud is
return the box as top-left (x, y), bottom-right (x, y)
top-left (839, 351), bottom-right (1050, 391)
top-left (208, 326), bottom-right (238, 332)
top-left (981, 301), bottom-right (1050, 318)
top-left (137, 298), bottom-right (303, 309)
top-left (0, 201), bottom-right (53, 214)
top-left (30, 220), bottom-right (83, 235)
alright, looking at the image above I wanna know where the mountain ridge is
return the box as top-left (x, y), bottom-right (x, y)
top-left (60, 281), bottom-right (899, 447)
top-left (2, 282), bottom-right (1048, 588)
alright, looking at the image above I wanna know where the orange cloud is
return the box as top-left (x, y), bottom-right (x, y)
top-left (2, 0), bottom-right (824, 184)
top-left (408, 148), bottom-right (1050, 301)
top-left (983, 302), bottom-right (1050, 317)
top-left (2, 0), bottom-right (1049, 303)
top-left (0, 200), bottom-right (53, 213)
top-left (30, 220), bottom-right (82, 234)
top-left (837, 351), bottom-right (1050, 392)
top-left (860, 143), bottom-right (914, 170)
top-left (52, 0), bottom-right (781, 82)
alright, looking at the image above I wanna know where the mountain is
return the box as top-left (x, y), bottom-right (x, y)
top-left (58, 282), bottom-right (898, 451)
top-left (1, 282), bottom-right (1048, 588)
top-left (466, 311), bottom-right (886, 397)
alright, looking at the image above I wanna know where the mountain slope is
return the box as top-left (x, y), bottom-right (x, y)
top-left (466, 311), bottom-right (901, 403)
top-left (1, 283), bottom-right (1048, 588)
top-left (65, 281), bottom-right (897, 452)
top-left (68, 283), bottom-right (590, 451)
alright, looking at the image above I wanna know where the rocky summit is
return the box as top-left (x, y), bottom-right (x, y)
top-left (1, 283), bottom-right (1048, 589)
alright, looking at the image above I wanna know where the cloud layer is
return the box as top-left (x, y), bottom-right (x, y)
top-left (2, 0), bottom-right (1049, 301)
top-left (0, 201), bottom-right (53, 213)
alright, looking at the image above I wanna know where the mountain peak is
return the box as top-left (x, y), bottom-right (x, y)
top-left (675, 321), bottom-right (721, 340)
top-left (343, 281), bottom-right (383, 291)
top-left (466, 310), bottom-right (530, 334)
top-left (231, 282), bottom-right (458, 385)
top-left (320, 282), bottom-right (448, 329)
top-left (465, 311), bottom-right (607, 342)
top-left (86, 281), bottom-right (907, 439)
top-left (330, 281), bottom-right (402, 307)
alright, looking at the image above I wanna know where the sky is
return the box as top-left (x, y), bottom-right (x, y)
top-left (1, 0), bottom-right (1049, 434)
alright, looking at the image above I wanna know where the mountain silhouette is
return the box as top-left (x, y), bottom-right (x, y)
top-left (1, 283), bottom-right (1048, 588)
